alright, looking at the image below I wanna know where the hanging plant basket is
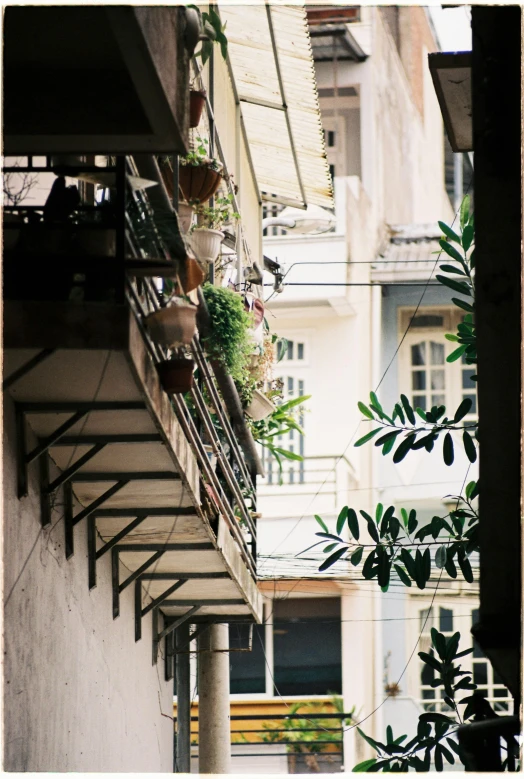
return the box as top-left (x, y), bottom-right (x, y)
top-left (189, 89), bottom-right (207, 128)
top-left (246, 389), bottom-right (276, 421)
top-left (156, 358), bottom-right (195, 394)
top-left (189, 228), bottom-right (224, 264)
top-left (144, 301), bottom-right (197, 347)
top-left (178, 164), bottom-right (223, 204)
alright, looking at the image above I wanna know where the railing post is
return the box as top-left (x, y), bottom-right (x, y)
top-left (175, 622), bottom-right (191, 773)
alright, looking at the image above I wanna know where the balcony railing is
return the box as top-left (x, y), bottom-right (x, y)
top-left (3, 154), bottom-right (259, 576)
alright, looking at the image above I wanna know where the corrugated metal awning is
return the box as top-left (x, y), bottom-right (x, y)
top-left (372, 224), bottom-right (456, 282)
top-left (219, 3), bottom-right (334, 210)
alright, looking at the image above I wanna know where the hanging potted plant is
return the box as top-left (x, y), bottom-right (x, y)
top-left (246, 389), bottom-right (277, 421)
top-left (189, 87), bottom-right (207, 128)
top-left (178, 137), bottom-right (223, 204)
top-left (156, 349), bottom-right (195, 394)
top-left (144, 294), bottom-right (198, 348)
top-left (189, 194), bottom-right (239, 264)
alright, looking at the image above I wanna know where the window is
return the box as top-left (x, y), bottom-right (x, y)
top-left (399, 308), bottom-right (477, 418)
top-left (414, 601), bottom-right (510, 715)
top-left (229, 624), bottom-right (266, 694)
top-left (262, 202), bottom-right (288, 237)
top-left (278, 338), bottom-right (307, 363)
top-left (273, 598), bottom-right (342, 696)
top-left (265, 375), bottom-right (306, 485)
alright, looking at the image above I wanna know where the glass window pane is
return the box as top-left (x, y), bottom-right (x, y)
top-left (413, 395), bottom-right (426, 411)
top-left (463, 394), bottom-right (477, 413)
top-left (420, 608), bottom-right (433, 631)
top-left (230, 625), bottom-right (266, 694)
top-left (411, 343), bottom-right (426, 366)
top-left (473, 663), bottom-right (488, 686)
top-left (493, 687), bottom-right (508, 697)
top-left (430, 342), bottom-right (445, 365)
top-left (431, 394), bottom-right (446, 407)
top-left (287, 341), bottom-right (294, 360)
top-left (462, 369), bottom-right (476, 389)
top-left (412, 371), bottom-right (426, 390)
top-left (431, 370), bottom-right (445, 390)
top-left (439, 607), bottom-right (453, 633)
top-left (421, 687), bottom-right (435, 699)
top-left (273, 601), bottom-right (341, 695)
top-left (297, 343), bottom-right (304, 360)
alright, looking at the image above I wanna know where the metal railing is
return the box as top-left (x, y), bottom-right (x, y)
top-left (3, 154), bottom-right (258, 575)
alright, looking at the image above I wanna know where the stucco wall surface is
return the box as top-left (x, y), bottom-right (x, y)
top-left (3, 395), bottom-right (173, 772)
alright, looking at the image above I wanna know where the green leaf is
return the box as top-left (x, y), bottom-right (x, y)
top-left (462, 224), bottom-right (474, 252)
top-left (314, 514), bottom-right (328, 533)
top-left (408, 510), bottom-right (418, 534)
top-left (355, 428), bottom-right (383, 447)
top-left (386, 726), bottom-right (393, 745)
top-left (452, 297), bottom-right (474, 313)
top-left (447, 344), bottom-right (468, 363)
top-left (369, 392), bottom-right (383, 415)
top-left (460, 195), bottom-right (470, 229)
top-left (418, 652), bottom-right (442, 672)
top-left (438, 221), bottom-right (461, 244)
top-left (323, 543), bottom-right (338, 553)
top-left (376, 503), bottom-right (384, 524)
top-left (415, 407), bottom-right (428, 421)
top-left (445, 552), bottom-right (457, 579)
top-left (393, 434), bottom-right (416, 464)
top-left (394, 564), bottom-right (412, 587)
top-left (440, 263), bottom-right (466, 276)
top-left (337, 506), bottom-right (349, 535)
top-left (358, 402), bottom-right (374, 420)
top-left (400, 508), bottom-right (408, 528)
top-left (400, 548), bottom-right (417, 579)
top-left (377, 548), bottom-right (391, 588)
top-left (439, 239), bottom-right (465, 264)
top-left (274, 447), bottom-right (303, 461)
top-left (394, 403), bottom-right (405, 425)
top-left (453, 397), bottom-right (473, 422)
top-left (436, 274), bottom-right (471, 296)
top-left (375, 430), bottom-right (402, 448)
top-left (434, 744), bottom-right (443, 772)
top-left (400, 394), bottom-right (416, 425)
top-left (443, 432), bottom-right (454, 466)
top-left (465, 480), bottom-right (477, 500)
top-left (353, 759), bottom-right (378, 772)
top-left (435, 545), bottom-right (447, 569)
top-left (351, 546), bottom-right (364, 566)
top-left (458, 553), bottom-right (474, 583)
top-left (366, 518), bottom-right (380, 544)
top-left (362, 550), bottom-right (377, 579)
top-left (347, 509), bottom-right (360, 541)
top-left (319, 546), bottom-right (347, 572)
top-left (357, 728), bottom-right (382, 754)
top-left (463, 430), bottom-right (477, 463)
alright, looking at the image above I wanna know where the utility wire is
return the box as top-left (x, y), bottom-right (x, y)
top-left (264, 178), bottom-right (473, 568)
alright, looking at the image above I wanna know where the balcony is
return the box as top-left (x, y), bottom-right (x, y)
top-left (3, 155), bottom-right (264, 663)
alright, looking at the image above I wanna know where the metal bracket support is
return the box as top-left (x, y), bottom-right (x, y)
top-left (3, 349), bottom-right (56, 392)
top-left (152, 605), bottom-right (201, 664)
top-left (135, 578), bottom-right (188, 641)
top-left (112, 548), bottom-right (164, 619)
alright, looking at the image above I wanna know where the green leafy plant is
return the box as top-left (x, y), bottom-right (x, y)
top-left (201, 283), bottom-right (254, 388)
top-left (249, 392), bottom-right (311, 484)
top-left (180, 137), bottom-right (222, 172)
top-left (192, 194), bottom-right (240, 232)
top-left (353, 628), bottom-right (515, 772)
top-left (189, 6), bottom-right (228, 65)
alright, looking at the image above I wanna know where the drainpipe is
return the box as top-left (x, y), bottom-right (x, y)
top-left (453, 153), bottom-right (463, 212)
top-left (198, 623), bottom-right (231, 773)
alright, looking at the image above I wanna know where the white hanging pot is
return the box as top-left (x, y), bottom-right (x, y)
top-left (246, 389), bottom-right (276, 421)
top-left (144, 301), bottom-right (197, 347)
top-left (189, 228), bottom-right (224, 264)
top-left (177, 202), bottom-right (194, 234)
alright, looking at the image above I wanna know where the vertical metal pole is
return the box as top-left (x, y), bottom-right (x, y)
top-left (115, 155), bottom-right (126, 304)
top-left (172, 154), bottom-right (179, 211)
top-left (135, 578), bottom-right (142, 641)
top-left (88, 514), bottom-right (97, 589)
top-left (64, 480), bottom-right (74, 559)
top-left (39, 452), bottom-right (51, 527)
top-left (175, 621), bottom-right (191, 773)
top-left (111, 547), bottom-right (120, 618)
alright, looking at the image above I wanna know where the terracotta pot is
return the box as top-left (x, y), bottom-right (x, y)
top-left (246, 389), bottom-right (276, 421)
top-left (180, 252), bottom-right (206, 293)
top-left (189, 89), bottom-right (207, 128)
top-left (178, 164), bottom-right (223, 204)
top-left (189, 228), bottom-right (224, 264)
top-left (144, 302), bottom-right (197, 347)
top-left (156, 358), bottom-right (195, 394)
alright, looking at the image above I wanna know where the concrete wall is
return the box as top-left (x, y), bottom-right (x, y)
top-left (3, 395), bottom-right (173, 772)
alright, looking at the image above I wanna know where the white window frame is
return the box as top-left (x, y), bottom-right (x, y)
top-left (406, 596), bottom-right (511, 716)
top-left (398, 307), bottom-right (477, 420)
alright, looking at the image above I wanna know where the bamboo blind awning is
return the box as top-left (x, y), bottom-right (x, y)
top-left (219, 2), bottom-right (334, 210)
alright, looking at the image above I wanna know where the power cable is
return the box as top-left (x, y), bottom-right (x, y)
top-left (264, 177), bottom-right (473, 568)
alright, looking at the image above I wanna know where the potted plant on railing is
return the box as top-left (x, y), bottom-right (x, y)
top-left (201, 283), bottom-right (254, 392)
top-left (189, 85), bottom-right (207, 128)
top-left (144, 289), bottom-right (198, 348)
top-left (156, 346), bottom-right (195, 394)
top-left (189, 193), bottom-right (239, 265)
top-left (178, 137), bottom-right (224, 205)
